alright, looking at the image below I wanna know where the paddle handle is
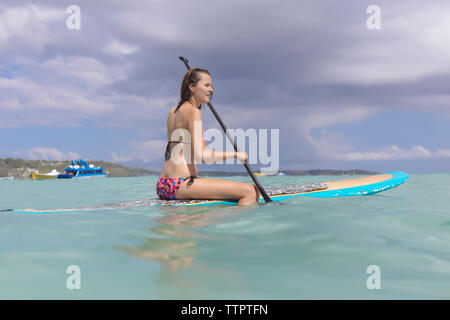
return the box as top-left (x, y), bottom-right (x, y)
top-left (178, 56), bottom-right (272, 203)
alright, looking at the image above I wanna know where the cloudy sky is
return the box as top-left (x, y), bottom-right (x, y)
top-left (1, 0), bottom-right (449, 173)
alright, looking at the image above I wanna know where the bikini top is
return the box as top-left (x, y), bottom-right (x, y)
top-left (164, 131), bottom-right (206, 161)
top-left (165, 140), bottom-right (189, 161)
top-left (165, 103), bottom-right (205, 161)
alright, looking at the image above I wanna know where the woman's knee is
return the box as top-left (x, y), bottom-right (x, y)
top-left (243, 184), bottom-right (259, 199)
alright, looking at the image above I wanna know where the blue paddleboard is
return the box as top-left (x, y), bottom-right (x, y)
top-left (4, 171), bottom-right (408, 213)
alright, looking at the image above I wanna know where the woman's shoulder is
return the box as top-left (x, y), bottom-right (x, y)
top-left (178, 102), bottom-right (201, 117)
top-left (168, 103), bottom-right (201, 124)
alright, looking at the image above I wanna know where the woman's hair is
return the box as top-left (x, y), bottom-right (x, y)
top-left (175, 68), bottom-right (211, 112)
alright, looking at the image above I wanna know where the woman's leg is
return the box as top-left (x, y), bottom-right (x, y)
top-left (176, 178), bottom-right (261, 206)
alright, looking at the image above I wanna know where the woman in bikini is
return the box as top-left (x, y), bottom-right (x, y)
top-left (156, 68), bottom-right (261, 206)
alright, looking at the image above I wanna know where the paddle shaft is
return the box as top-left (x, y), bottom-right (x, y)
top-left (178, 56), bottom-right (272, 203)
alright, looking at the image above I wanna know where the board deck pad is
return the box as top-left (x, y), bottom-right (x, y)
top-left (81, 182), bottom-right (328, 208)
top-left (5, 172), bottom-right (408, 213)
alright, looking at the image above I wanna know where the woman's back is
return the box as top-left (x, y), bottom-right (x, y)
top-left (160, 103), bottom-right (199, 178)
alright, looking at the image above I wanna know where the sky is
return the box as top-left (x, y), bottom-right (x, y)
top-left (0, 0), bottom-right (449, 174)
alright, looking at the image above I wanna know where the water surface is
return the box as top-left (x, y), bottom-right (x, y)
top-left (0, 174), bottom-right (449, 299)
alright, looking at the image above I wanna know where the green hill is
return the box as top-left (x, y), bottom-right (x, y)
top-left (0, 158), bottom-right (159, 179)
top-left (0, 158), bottom-right (378, 180)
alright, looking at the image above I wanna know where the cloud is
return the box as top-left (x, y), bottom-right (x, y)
top-left (111, 152), bottom-right (132, 163)
top-left (0, 3), bottom-right (62, 49)
top-left (316, 3), bottom-right (450, 85)
top-left (42, 55), bottom-right (113, 85)
top-left (112, 140), bottom-right (166, 164)
top-left (96, 95), bottom-right (177, 131)
top-left (293, 105), bottom-right (374, 157)
top-left (103, 40), bottom-right (139, 55)
top-left (292, 105), bottom-right (450, 163)
top-left (12, 147), bottom-right (80, 161)
top-left (114, 0), bottom-right (321, 49)
top-left (436, 149), bottom-right (450, 158)
top-left (300, 106), bottom-right (374, 131)
top-left (311, 130), bottom-right (355, 154)
top-left (0, 77), bottom-right (114, 122)
top-left (0, 52), bottom-right (138, 127)
top-left (330, 145), bottom-right (450, 161)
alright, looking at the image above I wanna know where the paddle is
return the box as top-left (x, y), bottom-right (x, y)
top-left (178, 56), bottom-right (273, 203)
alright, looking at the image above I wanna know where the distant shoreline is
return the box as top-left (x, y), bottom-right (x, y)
top-left (0, 158), bottom-right (378, 179)
top-left (198, 169), bottom-right (379, 177)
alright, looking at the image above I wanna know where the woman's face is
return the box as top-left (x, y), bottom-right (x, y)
top-left (190, 73), bottom-right (214, 105)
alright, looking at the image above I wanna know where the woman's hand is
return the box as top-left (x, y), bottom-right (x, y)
top-left (236, 151), bottom-right (249, 163)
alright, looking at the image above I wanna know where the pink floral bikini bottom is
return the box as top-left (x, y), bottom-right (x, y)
top-left (156, 176), bottom-right (195, 200)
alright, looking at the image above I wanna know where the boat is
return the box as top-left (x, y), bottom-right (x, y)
top-left (30, 169), bottom-right (60, 180)
top-left (57, 159), bottom-right (109, 179)
top-left (0, 176), bottom-right (14, 181)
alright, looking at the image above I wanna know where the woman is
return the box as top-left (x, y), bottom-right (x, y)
top-left (156, 68), bottom-right (260, 206)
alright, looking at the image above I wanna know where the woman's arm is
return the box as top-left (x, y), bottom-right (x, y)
top-left (186, 107), bottom-right (247, 164)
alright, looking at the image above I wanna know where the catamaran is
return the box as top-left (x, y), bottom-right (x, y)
top-left (57, 159), bottom-right (109, 179)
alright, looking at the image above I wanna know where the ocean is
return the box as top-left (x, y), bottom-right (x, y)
top-left (0, 174), bottom-right (449, 299)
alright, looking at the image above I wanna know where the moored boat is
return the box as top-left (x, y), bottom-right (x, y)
top-left (30, 169), bottom-right (60, 180)
top-left (58, 159), bottom-right (108, 179)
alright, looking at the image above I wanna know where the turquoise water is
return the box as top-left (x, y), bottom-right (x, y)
top-left (0, 174), bottom-right (449, 299)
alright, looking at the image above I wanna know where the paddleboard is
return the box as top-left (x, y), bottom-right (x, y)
top-left (4, 171), bottom-right (408, 213)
